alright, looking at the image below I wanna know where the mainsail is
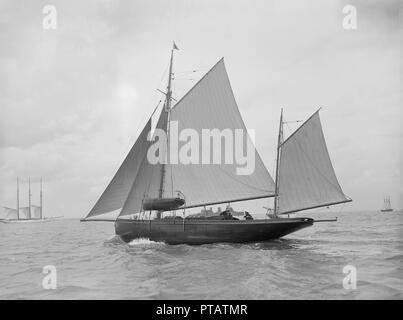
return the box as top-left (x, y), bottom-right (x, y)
top-left (277, 111), bottom-right (350, 214)
top-left (165, 59), bottom-right (275, 209)
top-left (85, 58), bottom-right (275, 219)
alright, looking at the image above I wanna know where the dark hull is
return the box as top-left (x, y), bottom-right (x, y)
top-left (115, 217), bottom-right (314, 245)
top-left (381, 209), bottom-right (394, 212)
top-left (142, 197), bottom-right (185, 211)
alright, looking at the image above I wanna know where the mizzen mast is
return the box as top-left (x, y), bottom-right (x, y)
top-left (273, 108), bottom-right (283, 217)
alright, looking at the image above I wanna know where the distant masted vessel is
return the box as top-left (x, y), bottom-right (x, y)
top-left (82, 43), bottom-right (352, 244)
top-left (1, 177), bottom-right (44, 223)
top-left (381, 196), bottom-right (394, 212)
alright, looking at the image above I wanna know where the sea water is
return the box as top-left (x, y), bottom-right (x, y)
top-left (0, 210), bottom-right (402, 299)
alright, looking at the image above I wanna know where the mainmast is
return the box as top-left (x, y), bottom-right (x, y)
top-left (17, 177), bottom-right (20, 220)
top-left (28, 176), bottom-right (31, 220)
top-left (157, 42), bottom-right (177, 219)
top-left (165, 47), bottom-right (174, 112)
top-left (273, 108), bottom-right (283, 217)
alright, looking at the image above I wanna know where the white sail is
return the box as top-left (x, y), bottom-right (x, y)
top-left (118, 58), bottom-right (275, 216)
top-left (2, 207), bottom-right (18, 220)
top-left (166, 59), bottom-right (275, 209)
top-left (31, 205), bottom-right (42, 219)
top-left (85, 119), bottom-right (152, 218)
top-left (119, 110), bottom-right (169, 216)
top-left (20, 206), bottom-right (30, 219)
top-left (278, 111), bottom-right (350, 214)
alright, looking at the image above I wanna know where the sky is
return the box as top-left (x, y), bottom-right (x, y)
top-left (0, 0), bottom-right (402, 218)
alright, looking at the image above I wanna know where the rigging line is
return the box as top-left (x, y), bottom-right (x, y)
top-left (284, 119), bottom-right (303, 141)
top-left (151, 60), bottom-right (170, 112)
top-left (284, 122), bottom-right (294, 139)
top-left (130, 62), bottom-right (170, 142)
top-left (150, 100), bottom-right (162, 117)
top-left (156, 59), bottom-right (171, 92)
top-left (174, 69), bottom-right (199, 75)
top-left (130, 99), bottom-right (162, 158)
top-left (216, 164), bottom-right (275, 194)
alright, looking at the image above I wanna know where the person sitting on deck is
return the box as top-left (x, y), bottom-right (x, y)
top-left (244, 211), bottom-right (253, 220)
top-left (219, 209), bottom-right (238, 220)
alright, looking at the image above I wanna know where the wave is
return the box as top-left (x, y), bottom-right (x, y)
top-left (128, 238), bottom-right (165, 247)
top-left (385, 254), bottom-right (403, 262)
top-left (103, 235), bottom-right (126, 246)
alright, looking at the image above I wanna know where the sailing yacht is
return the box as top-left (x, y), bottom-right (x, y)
top-left (82, 44), bottom-right (352, 244)
top-left (381, 196), bottom-right (394, 212)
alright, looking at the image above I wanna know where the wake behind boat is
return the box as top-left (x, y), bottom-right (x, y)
top-left (82, 43), bottom-right (352, 244)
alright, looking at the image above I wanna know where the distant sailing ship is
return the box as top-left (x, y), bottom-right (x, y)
top-left (82, 44), bottom-right (352, 244)
top-left (381, 196), bottom-right (394, 212)
top-left (1, 177), bottom-right (48, 223)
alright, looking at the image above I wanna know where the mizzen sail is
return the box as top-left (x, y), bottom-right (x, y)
top-left (277, 111), bottom-right (350, 214)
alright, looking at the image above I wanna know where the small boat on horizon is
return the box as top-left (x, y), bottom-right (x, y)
top-left (82, 43), bottom-right (352, 245)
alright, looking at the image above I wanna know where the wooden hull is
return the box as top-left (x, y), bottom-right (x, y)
top-left (115, 217), bottom-right (314, 245)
